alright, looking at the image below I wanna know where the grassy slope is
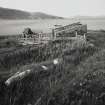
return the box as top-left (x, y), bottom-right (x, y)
top-left (47, 50), bottom-right (105, 105)
top-left (0, 30), bottom-right (105, 105)
top-left (87, 30), bottom-right (105, 48)
top-left (43, 30), bottom-right (105, 105)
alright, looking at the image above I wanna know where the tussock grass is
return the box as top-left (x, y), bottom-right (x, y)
top-left (0, 39), bottom-right (98, 105)
top-left (1, 30), bottom-right (105, 105)
top-left (87, 30), bottom-right (105, 48)
top-left (39, 49), bottom-right (105, 105)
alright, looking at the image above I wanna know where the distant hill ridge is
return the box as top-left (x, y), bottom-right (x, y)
top-left (0, 7), bottom-right (64, 19)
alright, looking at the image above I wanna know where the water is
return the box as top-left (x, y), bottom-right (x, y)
top-left (0, 19), bottom-right (105, 35)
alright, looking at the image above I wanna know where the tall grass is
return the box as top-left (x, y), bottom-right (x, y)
top-left (87, 30), bottom-right (105, 48)
top-left (0, 40), bottom-right (67, 72)
top-left (0, 39), bottom-right (98, 105)
top-left (1, 30), bottom-right (105, 105)
top-left (39, 47), bottom-right (105, 105)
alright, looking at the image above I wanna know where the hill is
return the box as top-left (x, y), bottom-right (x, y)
top-left (31, 12), bottom-right (63, 19)
top-left (0, 7), bottom-right (63, 19)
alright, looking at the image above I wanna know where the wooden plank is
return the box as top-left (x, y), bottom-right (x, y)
top-left (53, 23), bottom-right (87, 38)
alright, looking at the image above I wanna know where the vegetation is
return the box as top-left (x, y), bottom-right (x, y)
top-left (87, 30), bottom-right (105, 48)
top-left (0, 30), bottom-right (105, 105)
top-left (0, 40), bottom-right (65, 72)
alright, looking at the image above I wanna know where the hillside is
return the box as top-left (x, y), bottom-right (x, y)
top-left (0, 7), bottom-right (31, 19)
top-left (31, 12), bottom-right (63, 19)
top-left (0, 30), bottom-right (105, 105)
top-left (0, 7), bottom-right (63, 19)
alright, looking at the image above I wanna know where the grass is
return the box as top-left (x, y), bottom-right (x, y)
top-left (0, 30), bottom-right (105, 105)
top-left (45, 49), bottom-right (105, 105)
top-left (0, 40), bottom-right (70, 75)
top-left (0, 37), bottom-right (98, 105)
top-left (87, 30), bottom-right (105, 48)
top-left (0, 35), bottom-right (21, 48)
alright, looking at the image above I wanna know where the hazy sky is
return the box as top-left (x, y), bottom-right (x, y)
top-left (0, 0), bottom-right (105, 17)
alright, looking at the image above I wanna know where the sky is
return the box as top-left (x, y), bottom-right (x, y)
top-left (0, 0), bottom-right (105, 17)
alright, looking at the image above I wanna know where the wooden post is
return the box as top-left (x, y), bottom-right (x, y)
top-left (38, 33), bottom-right (41, 44)
top-left (75, 31), bottom-right (78, 37)
top-left (55, 33), bottom-right (57, 39)
top-left (84, 33), bottom-right (86, 40)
